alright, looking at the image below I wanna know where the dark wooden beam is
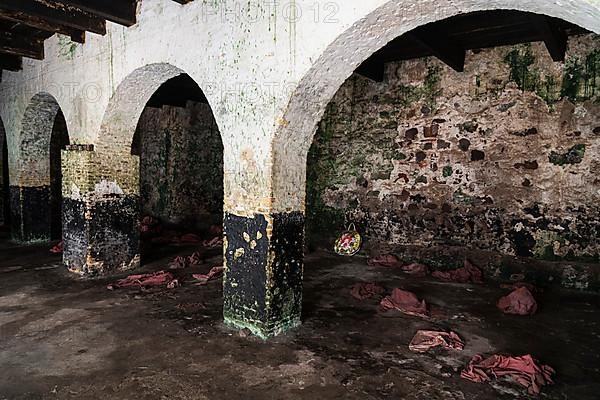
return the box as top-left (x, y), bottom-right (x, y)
top-left (0, 53), bottom-right (22, 71)
top-left (356, 57), bottom-right (386, 82)
top-left (408, 24), bottom-right (466, 72)
top-left (0, 30), bottom-right (43, 59)
top-left (533, 16), bottom-right (568, 62)
top-left (0, 14), bottom-right (85, 43)
top-left (0, 1), bottom-right (106, 36)
top-left (58, 1), bottom-right (137, 26)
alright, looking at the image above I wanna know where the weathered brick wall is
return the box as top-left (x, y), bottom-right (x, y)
top-left (133, 101), bottom-right (223, 229)
top-left (307, 35), bottom-right (600, 262)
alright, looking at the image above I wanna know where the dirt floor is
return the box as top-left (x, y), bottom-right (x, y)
top-left (1, 230), bottom-right (599, 399)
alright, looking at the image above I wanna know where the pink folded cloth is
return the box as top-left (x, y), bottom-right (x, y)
top-left (380, 288), bottom-right (429, 318)
top-left (497, 286), bottom-right (537, 315)
top-left (432, 259), bottom-right (483, 283)
top-left (409, 330), bottom-right (464, 353)
top-left (461, 354), bottom-right (555, 395)
top-left (350, 282), bottom-right (385, 300)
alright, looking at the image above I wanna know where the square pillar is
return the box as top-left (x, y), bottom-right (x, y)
top-left (62, 145), bottom-right (140, 276)
top-left (9, 185), bottom-right (51, 242)
top-left (223, 211), bottom-right (305, 338)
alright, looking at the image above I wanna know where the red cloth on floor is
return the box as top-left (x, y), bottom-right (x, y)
top-left (432, 259), bottom-right (483, 283)
top-left (350, 282), bottom-right (385, 300)
top-left (107, 271), bottom-right (176, 290)
top-left (497, 287), bottom-right (537, 315)
top-left (50, 241), bottom-right (63, 254)
top-left (461, 354), bottom-right (555, 395)
top-left (380, 288), bottom-right (429, 318)
top-left (500, 282), bottom-right (538, 292)
top-left (169, 251), bottom-right (204, 269)
top-left (192, 266), bottom-right (224, 285)
top-left (202, 236), bottom-right (223, 249)
top-left (367, 254), bottom-right (402, 268)
top-left (402, 263), bottom-right (429, 277)
top-left (179, 233), bottom-right (202, 243)
top-left (409, 330), bottom-right (464, 353)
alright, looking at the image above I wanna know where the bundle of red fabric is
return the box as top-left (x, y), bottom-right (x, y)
top-left (432, 259), bottom-right (483, 283)
top-left (461, 354), bottom-right (555, 395)
top-left (179, 233), bottom-right (202, 243)
top-left (202, 236), bottom-right (223, 249)
top-left (192, 266), bottom-right (224, 285)
top-left (350, 282), bottom-right (385, 300)
top-left (409, 330), bottom-right (465, 353)
top-left (401, 263), bottom-right (429, 277)
top-left (497, 286), bottom-right (537, 315)
top-left (50, 241), bottom-right (64, 254)
top-left (367, 254), bottom-right (402, 268)
top-left (107, 271), bottom-right (176, 290)
top-left (380, 288), bottom-right (429, 318)
top-left (169, 251), bottom-right (204, 269)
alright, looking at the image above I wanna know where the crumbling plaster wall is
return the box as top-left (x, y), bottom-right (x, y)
top-left (0, 0), bottom-right (597, 217)
top-left (308, 35), bottom-right (600, 261)
top-left (134, 102), bottom-right (223, 229)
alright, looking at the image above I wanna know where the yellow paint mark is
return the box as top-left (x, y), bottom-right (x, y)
top-left (234, 248), bottom-right (245, 260)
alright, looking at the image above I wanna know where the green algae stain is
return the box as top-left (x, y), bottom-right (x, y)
top-left (442, 165), bottom-right (453, 178)
top-left (549, 144), bottom-right (586, 166)
top-left (561, 49), bottom-right (600, 102)
top-left (503, 44), bottom-right (562, 105)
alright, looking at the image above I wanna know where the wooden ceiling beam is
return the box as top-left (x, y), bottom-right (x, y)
top-left (0, 0), bottom-right (106, 36)
top-left (533, 16), bottom-right (568, 62)
top-left (407, 24), bottom-right (466, 72)
top-left (0, 13), bottom-right (85, 43)
top-left (0, 53), bottom-right (22, 71)
top-left (0, 30), bottom-right (44, 59)
top-left (356, 57), bottom-right (386, 82)
top-left (58, 1), bottom-right (137, 27)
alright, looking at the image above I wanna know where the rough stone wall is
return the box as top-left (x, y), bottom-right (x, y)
top-left (307, 35), bottom-right (600, 262)
top-left (134, 101), bottom-right (223, 229)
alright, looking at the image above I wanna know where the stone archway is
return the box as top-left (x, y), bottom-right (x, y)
top-left (12, 92), bottom-right (69, 243)
top-left (62, 63), bottom-right (224, 276)
top-left (272, 0), bottom-right (600, 214)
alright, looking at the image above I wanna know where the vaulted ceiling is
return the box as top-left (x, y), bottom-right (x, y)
top-left (0, 0), bottom-right (193, 73)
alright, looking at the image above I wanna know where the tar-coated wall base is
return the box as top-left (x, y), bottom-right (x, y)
top-left (223, 211), bottom-right (305, 339)
top-left (63, 194), bottom-right (140, 276)
top-left (9, 185), bottom-right (51, 243)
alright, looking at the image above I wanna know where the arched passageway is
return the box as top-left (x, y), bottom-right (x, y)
top-left (12, 93), bottom-right (69, 243)
top-left (0, 118), bottom-right (8, 231)
top-left (62, 64), bottom-right (224, 276)
top-left (131, 73), bottom-right (224, 264)
top-left (50, 109), bottom-right (70, 240)
top-left (305, 12), bottom-right (600, 265)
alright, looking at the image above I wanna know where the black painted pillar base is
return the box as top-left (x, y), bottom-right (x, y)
top-left (9, 185), bottom-right (51, 243)
top-left (223, 211), bottom-right (304, 338)
top-left (63, 194), bottom-right (140, 276)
